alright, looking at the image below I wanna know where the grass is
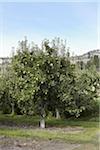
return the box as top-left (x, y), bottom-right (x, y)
top-left (0, 114), bottom-right (99, 144)
top-left (0, 114), bottom-right (99, 128)
top-left (0, 127), bottom-right (99, 143)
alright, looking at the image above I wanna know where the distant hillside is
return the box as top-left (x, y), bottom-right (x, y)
top-left (71, 49), bottom-right (100, 64)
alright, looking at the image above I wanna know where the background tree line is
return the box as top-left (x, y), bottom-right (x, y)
top-left (0, 38), bottom-right (100, 128)
top-left (77, 54), bottom-right (100, 71)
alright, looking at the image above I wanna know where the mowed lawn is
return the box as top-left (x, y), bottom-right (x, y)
top-left (0, 114), bottom-right (99, 144)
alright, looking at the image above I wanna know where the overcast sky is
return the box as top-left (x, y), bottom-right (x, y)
top-left (0, 1), bottom-right (99, 57)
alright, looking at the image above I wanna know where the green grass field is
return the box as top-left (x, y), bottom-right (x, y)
top-left (0, 114), bottom-right (99, 144)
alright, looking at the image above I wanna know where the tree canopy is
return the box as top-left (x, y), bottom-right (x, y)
top-left (0, 37), bottom-right (100, 127)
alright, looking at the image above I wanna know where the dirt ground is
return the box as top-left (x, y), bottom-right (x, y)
top-left (0, 136), bottom-right (99, 150)
top-left (0, 126), bottom-right (99, 150)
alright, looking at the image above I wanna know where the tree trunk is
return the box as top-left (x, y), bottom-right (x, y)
top-left (11, 102), bottom-right (15, 116)
top-left (56, 108), bottom-right (60, 119)
top-left (40, 108), bottom-right (46, 128)
top-left (40, 117), bottom-right (45, 129)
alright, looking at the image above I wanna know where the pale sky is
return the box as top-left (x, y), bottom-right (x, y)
top-left (0, 1), bottom-right (100, 57)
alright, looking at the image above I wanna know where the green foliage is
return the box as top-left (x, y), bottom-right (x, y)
top-left (0, 73), bottom-right (11, 113)
top-left (61, 67), bottom-right (100, 117)
top-left (93, 55), bottom-right (100, 70)
top-left (0, 37), bottom-right (99, 119)
top-left (86, 55), bottom-right (100, 71)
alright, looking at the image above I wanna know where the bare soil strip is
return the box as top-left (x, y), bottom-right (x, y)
top-left (0, 136), bottom-right (81, 150)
